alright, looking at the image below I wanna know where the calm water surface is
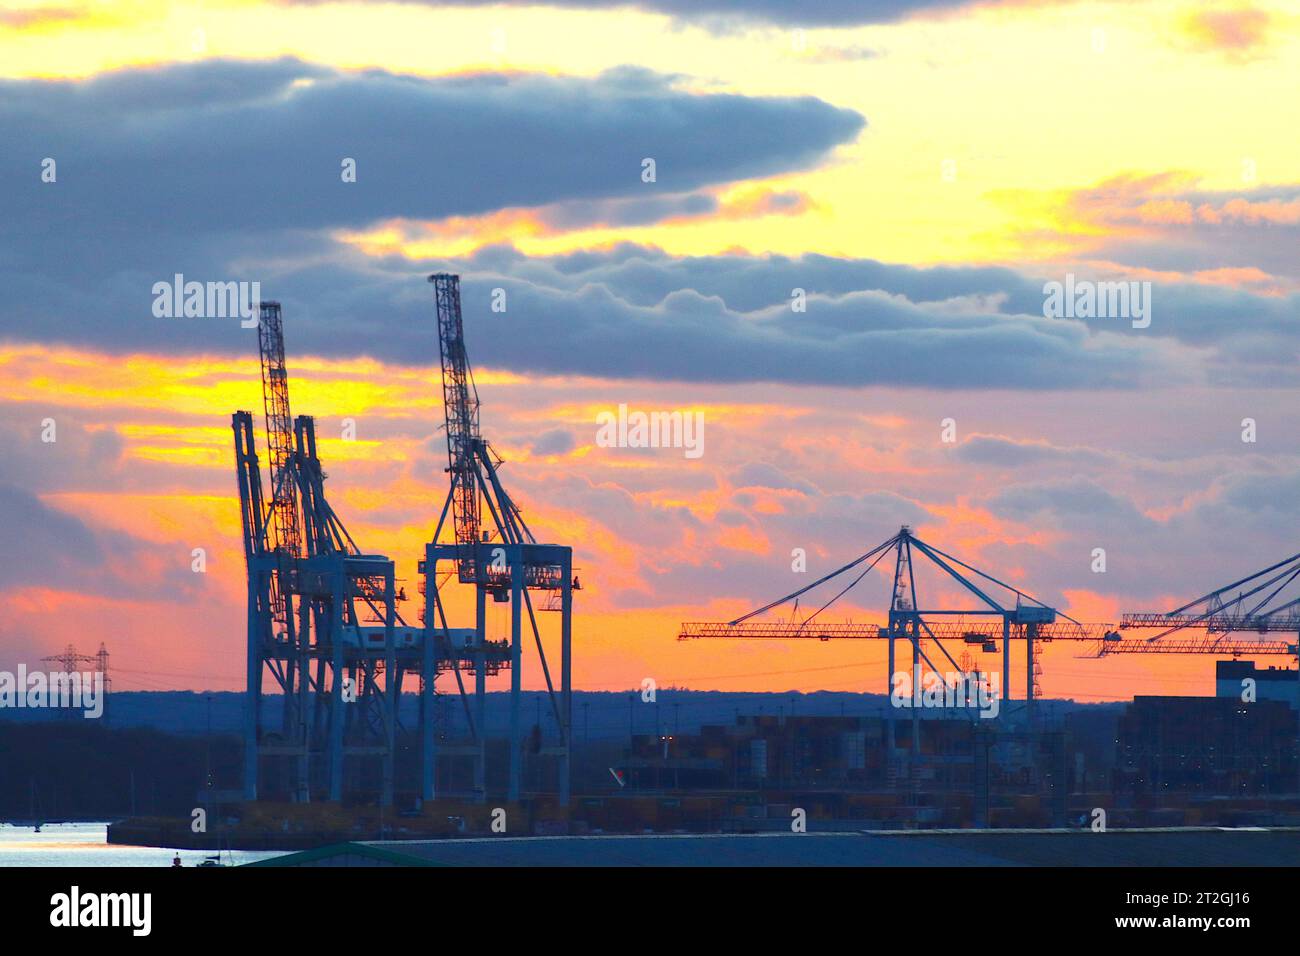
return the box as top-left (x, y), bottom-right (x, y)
top-left (0, 822), bottom-right (288, 867)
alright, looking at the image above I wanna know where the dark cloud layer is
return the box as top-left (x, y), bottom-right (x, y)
top-left (2, 58), bottom-right (862, 233)
top-left (452, 270), bottom-right (1156, 388)
top-left (0, 58), bottom-right (874, 372)
top-left (0, 58), bottom-right (1293, 393)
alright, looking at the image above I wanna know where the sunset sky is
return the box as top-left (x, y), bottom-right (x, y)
top-left (2, 0), bottom-right (1298, 702)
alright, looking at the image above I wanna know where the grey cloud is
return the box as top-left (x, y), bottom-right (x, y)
top-left (983, 477), bottom-right (1149, 529)
top-left (0, 415), bottom-right (125, 494)
top-left (0, 58), bottom-right (867, 368)
top-left (1190, 469), bottom-right (1300, 530)
top-left (0, 483), bottom-right (202, 602)
top-left (500, 244), bottom-right (1052, 314)
top-left (732, 462), bottom-right (819, 494)
top-left (535, 192), bottom-right (721, 230)
top-left (0, 224), bottom-right (1210, 391)
top-left (530, 428), bottom-right (577, 456)
top-left (276, 0), bottom-right (1044, 28)
top-left (0, 484), bottom-right (103, 589)
top-left (953, 435), bottom-right (1112, 469)
top-left (0, 414), bottom-right (219, 602)
top-left (0, 231), bottom-right (1189, 389)
top-left (964, 465), bottom-right (1300, 610)
top-left (2, 59), bottom-right (1292, 392)
top-left (452, 278), bottom-right (1167, 389)
top-left (2, 59), bottom-right (863, 235)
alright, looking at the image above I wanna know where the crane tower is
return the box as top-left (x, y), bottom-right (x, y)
top-left (421, 274), bottom-right (577, 804)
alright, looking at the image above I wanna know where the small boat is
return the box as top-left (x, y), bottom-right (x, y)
top-left (197, 837), bottom-right (234, 866)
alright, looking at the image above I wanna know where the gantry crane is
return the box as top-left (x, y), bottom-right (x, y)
top-left (680, 526), bottom-right (1117, 738)
top-left (1096, 549), bottom-right (1300, 658)
top-left (679, 527), bottom-right (1297, 757)
top-left (419, 274), bottom-right (577, 804)
top-left (236, 300), bottom-right (489, 806)
top-left (235, 301), bottom-right (404, 804)
top-left (1104, 551), bottom-right (1300, 790)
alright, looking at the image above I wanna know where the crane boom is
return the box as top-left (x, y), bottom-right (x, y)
top-left (1097, 637), bottom-right (1295, 656)
top-left (257, 300), bottom-right (302, 560)
top-left (679, 621), bottom-right (1115, 641)
top-left (430, 274), bottom-right (483, 583)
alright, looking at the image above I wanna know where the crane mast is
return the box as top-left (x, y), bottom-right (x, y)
top-left (431, 274), bottom-right (483, 583)
top-left (257, 300), bottom-right (303, 630)
top-left (258, 300), bottom-right (302, 560)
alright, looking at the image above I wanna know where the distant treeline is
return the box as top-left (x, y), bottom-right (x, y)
top-left (0, 721), bottom-right (241, 820)
top-left (0, 689), bottom-right (1122, 738)
top-left (1, 690), bottom-right (1125, 818)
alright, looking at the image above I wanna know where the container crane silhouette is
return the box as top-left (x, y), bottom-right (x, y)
top-left (420, 274), bottom-right (577, 804)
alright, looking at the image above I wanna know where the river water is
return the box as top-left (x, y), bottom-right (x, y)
top-left (0, 822), bottom-right (287, 867)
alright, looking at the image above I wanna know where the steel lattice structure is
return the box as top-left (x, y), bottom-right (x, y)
top-left (420, 274), bottom-right (576, 804)
top-left (1099, 550), bottom-right (1300, 659)
top-left (679, 527), bottom-right (1300, 791)
top-left (432, 275), bottom-right (483, 584)
top-left (681, 530), bottom-right (1300, 668)
top-left (257, 302), bottom-right (302, 563)
top-left (234, 298), bottom-right (512, 806)
top-left (680, 526), bottom-right (1083, 739)
top-left (39, 643), bottom-right (111, 718)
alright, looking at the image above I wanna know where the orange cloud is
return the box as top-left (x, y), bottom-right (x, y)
top-left (0, 4), bottom-right (92, 32)
top-left (339, 185), bottom-right (817, 259)
top-left (991, 172), bottom-right (1300, 291)
top-left (1176, 6), bottom-right (1279, 61)
top-left (0, 338), bottom-right (1287, 701)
